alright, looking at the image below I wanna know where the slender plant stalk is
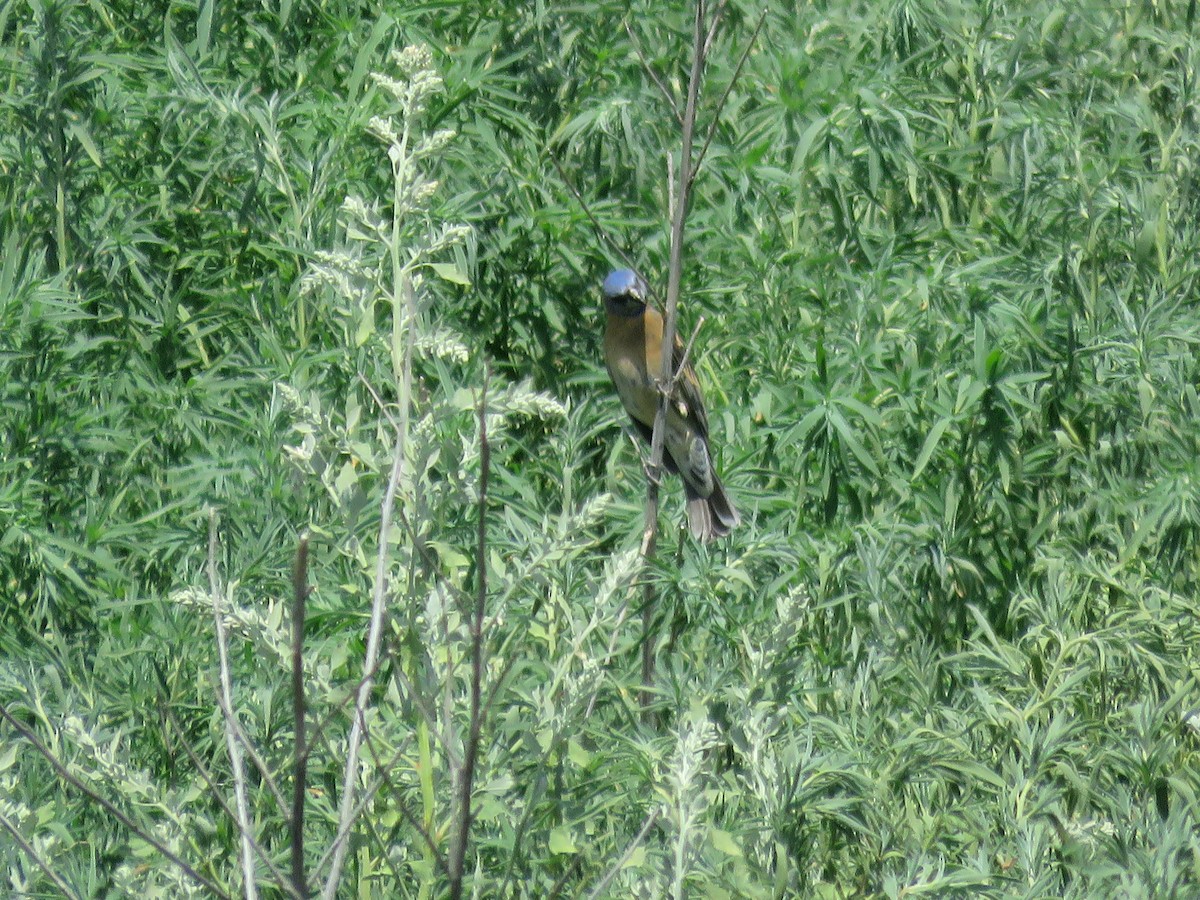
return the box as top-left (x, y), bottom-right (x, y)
top-left (641, 0), bottom-right (710, 708)
top-left (320, 422), bottom-right (407, 899)
top-left (448, 371), bottom-right (492, 900)
top-left (584, 808), bottom-right (661, 900)
top-left (0, 808), bottom-right (82, 900)
top-left (624, 20), bottom-right (683, 125)
top-left (0, 704), bottom-right (231, 898)
top-left (690, 7), bottom-right (769, 186)
top-left (290, 533), bottom-right (310, 898)
top-left (209, 510), bottom-right (259, 900)
top-left (549, 151), bottom-right (643, 276)
top-left (323, 53), bottom-right (423, 883)
top-left (156, 691), bottom-right (301, 897)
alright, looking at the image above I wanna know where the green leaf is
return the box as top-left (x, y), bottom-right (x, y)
top-left (196, 0), bottom-right (213, 55)
top-left (622, 846), bottom-right (646, 869)
top-left (548, 827), bottom-right (577, 855)
top-left (431, 261), bottom-right (471, 285)
top-left (67, 121), bottom-right (103, 168)
top-left (710, 828), bottom-right (743, 857)
top-left (828, 406), bottom-right (880, 476)
top-left (567, 739), bottom-right (592, 769)
top-left (793, 116), bottom-right (827, 173)
top-left (912, 417), bottom-right (952, 481)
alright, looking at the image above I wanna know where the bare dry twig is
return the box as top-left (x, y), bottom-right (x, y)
top-left (640, 0), bottom-right (711, 709)
top-left (626, 0), bottom-right (762, 714)
top-left (692, 7), bottom-right (769, 188)
top-left (548, 151), bottom-right (641, 275)
top-left (584, 807), bottom-right (662, 900)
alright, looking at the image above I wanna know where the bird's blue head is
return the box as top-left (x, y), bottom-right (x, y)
top-left (602, 270), bottom-right (648, 318)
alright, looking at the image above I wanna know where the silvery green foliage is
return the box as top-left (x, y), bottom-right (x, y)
top-left (299, 45), bottom-right (471, 356)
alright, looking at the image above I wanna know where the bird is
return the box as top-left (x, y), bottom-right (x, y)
top-left (602, 268), bottom-right (739, 542)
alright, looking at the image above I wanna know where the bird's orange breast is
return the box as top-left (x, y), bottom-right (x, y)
top-left (604, 315), bottom-right (659, 426)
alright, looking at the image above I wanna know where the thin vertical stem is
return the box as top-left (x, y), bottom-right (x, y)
top-left (448, 370), bottom-right (491, 899)
top-left (641, 0), bottom-right (709, 711)
top-left (209, 510), bottom-right (259, 900)
top-left (290, 533), bottom-right (310, 898)
top-left (321, 424), bottom-right (406, 899)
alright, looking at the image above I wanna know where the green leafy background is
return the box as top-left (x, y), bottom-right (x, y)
top-left (2, 0), bottom-right (1198, 896)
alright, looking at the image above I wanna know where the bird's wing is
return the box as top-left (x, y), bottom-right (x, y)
top-left (641, 303), bottom-right (710, 436)
top-left (670, 327), bottom-right (709, 437)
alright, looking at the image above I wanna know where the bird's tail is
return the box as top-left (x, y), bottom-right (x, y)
top-left (685, 475), bottom-right (740, 542)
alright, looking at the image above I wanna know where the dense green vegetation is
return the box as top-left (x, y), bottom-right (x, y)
top-left (2, 0), bottom-right (1199, 896)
